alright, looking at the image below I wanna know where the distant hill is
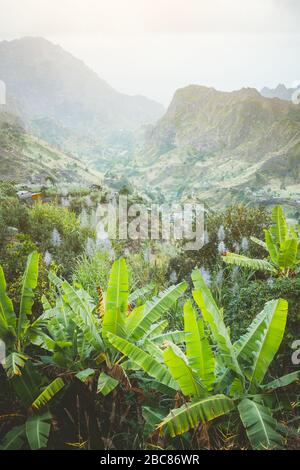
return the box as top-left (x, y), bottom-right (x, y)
top-left (129, 85), bottom-right (300, 204)
top-left (0, 110), bottom-right (103, 185)
top-left (0, 37), bottom-right (164, 167)
top-left (260, 84), bottom-right (300, 102)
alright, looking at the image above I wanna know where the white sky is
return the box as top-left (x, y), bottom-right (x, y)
top-left (0, 0), bottom-right (299, 105)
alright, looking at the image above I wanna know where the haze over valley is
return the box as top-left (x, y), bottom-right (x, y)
top-left (0, 34), bottom-right (299, 207)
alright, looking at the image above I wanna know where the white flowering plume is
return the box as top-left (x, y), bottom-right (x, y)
top-left (204, 230), bottom-right (209, 244)
top-left (169, 270), bottom-right (178, 284)
top-left (215, 269), bottom-right (223, 287)
top-left (217, 225), bottom-right (225, 242)
top-left (51, 228), bottom-right (61, 247)
top-left (143, 247), bottom-right (151, 263)
top-left (61, 197), bottom-right (70, 208)
top-left (86, 237), bottom-right (96, 257)
top-left (241, 237), bottom-right (249, 252)
top-left (80, 208), bottom-right (89, 227)
top-left (44, 251), bottom-right (52, 266)
top-left (217, 241), bottom-right (226, 254)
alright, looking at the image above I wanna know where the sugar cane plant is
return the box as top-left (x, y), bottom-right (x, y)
top-left (222, 206), bottom-right (300, 277)
top-left (108, 268), bottom-right (299, 450)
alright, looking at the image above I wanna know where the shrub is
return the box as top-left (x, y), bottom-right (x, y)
top-left (26, 203), bottom-right (94, 277)
top-left (168, 205), bottom-right (271, 282)
top-left (222, 277), bottom-right (300, 372)
top-left (72, 251), bottom-right (112, 301)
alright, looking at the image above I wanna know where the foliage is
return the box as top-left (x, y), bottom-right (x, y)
top-left (223, 206), bottom-right (300, 277)
top-left (109, 269), bottom-right (299, 450)
top-left (0, 256), bottom-right (65, 449)
top-left (168, 204), bottom-right (270, 281)
top-left (222, 276), bottom-right (300, 372)
top-left (72, 251), bottom-right (112, 301)
top-left (0, 195), bottom-right (93, 312)
top-left (0, 198), bottom-right (299, 450)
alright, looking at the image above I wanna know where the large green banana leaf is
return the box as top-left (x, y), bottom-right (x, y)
top-left (107, 332), bottom-right (178, 390)
top-left (75, 368), bottom-right (95, 383)
top-left (238, 398), bottom-right (283, 450)
top-left (0, 424), bottom-right (26, 450)
top-left (270, 206), bottom-right (288, 245)
top-left (31, 378), bottom-right (65, 410)
top-left (184, 300), bottom-right (215, 390)
top-left (0, 301), bottom-right (9, 340)
top-left (25, 411), bottom-right (52, 450)
top-left (12, 362), bottom-right (43, 408)
top-left (264, 230), bottom-right (278, 264)
top-left (157, 394), bottom-right (234, 437)
top-left (126, 282), bottom-right (187, 341)
top-left (4, 352), bottom-right (28, 378)
top-left (192, 270), bottom-right (243, 379)
top-left (59, 280), bottom-right (103, 350)
top-left (146, 319), bottom-right (168, 338)
top-left (143, 338), bottom-right (164, 362)
top-left (248, 299), bottom-right (288, 392)
top-left (277, 239), bottom-right (298, 269)
top-left (234, 300), bottom-right (282, 363)
top-left (128, 284), bottom-right (154, 304)
top-left (150, 330), bottom-right (185, 345)
top-left (125, 305), bottom-right (145, 336)
top-left (222, 253), bottom-right (275, 273)
top-left (250, 236), bottom-right (268, 251)
top-left (102, 258), bottom-right (128, 339)
top-left (261, 371), bottom-right (300, 391)
top-left (163, 343), bottom-right (204, 397)
top-left (17, 252), bottom-right (39, 340)
top-left (142, 406), bottom-right (167, 437)
top-left (0, 266), bottom-right (16, 336)
top-left (97, 372), bottom-right (119, 396)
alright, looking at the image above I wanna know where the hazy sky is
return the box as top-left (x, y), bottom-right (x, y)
top-left (0, 0), bottom-right (299, 105)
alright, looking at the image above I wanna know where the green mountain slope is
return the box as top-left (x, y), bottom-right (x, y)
top-left (131, 85), bottom-right (300, 204)
top-left (0, 37), bottom-right (164, 168)
top-left (0, 111), bottom-right (103, 185)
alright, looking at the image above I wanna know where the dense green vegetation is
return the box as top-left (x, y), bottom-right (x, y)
top-left (0, 182), bottom-right (299, 450)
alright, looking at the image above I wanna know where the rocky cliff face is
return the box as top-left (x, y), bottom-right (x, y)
top-left (131, 85), bottom-right (300, 203)
top-left (260, 84), bottom-right (299, 102)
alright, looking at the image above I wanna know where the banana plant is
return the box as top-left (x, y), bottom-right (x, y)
top-left (0, 360), bottom-right (65, 450)
top-left (34, 258), bottom-right (187, 396)
top-left (0, 252), bottom-right (66, 450)
top-left (222, 206), bottom-right (300, 277)
top-left (0, 252), bottom-right (40, 377)
top-left (108, 269), bottom-right (299, 450)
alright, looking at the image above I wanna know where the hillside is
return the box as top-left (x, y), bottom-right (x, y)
top-left (0, 37), bottom-right (164, 167)
top-left (129, 85), bottom-right (300, 204)
top-left (0, 111), bottom-right (103, 185)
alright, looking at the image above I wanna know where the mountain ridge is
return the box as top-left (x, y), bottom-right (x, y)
top-left (0, 37), bottom-right (164, 167)
top-left (260, 83), bottom-right (300, 102)
top-left (0, 109), bottom-right (103, 185)
top-left (128, 84), bottom-right (300, 204)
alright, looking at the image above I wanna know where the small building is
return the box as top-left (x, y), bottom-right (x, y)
top-left (17, 191), bottom-right (45, 202)
top-left (17, 190), bottom-right (32, 200)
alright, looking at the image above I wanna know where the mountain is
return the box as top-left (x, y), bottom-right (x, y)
top-left (129, 85), bottom-right (300, 205)
top-left (260, 84), bottom-right (299, 102)
top-left (0, 37), bottom-right (164, 167)
top-left (0, 110), bottom-right (103, 185)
